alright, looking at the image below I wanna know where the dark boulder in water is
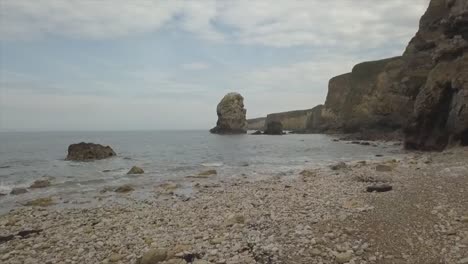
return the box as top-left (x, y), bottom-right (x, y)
top-left (29, 179), bottom-right (51, 189)
top-left (264, 121), bottom-right (284, 135)
top-left (10, 188), bottom-right (28, 195)
top-left (66, 142), bottom-right (116, 161)
top-left (127, 166), bottom-right (144, 175)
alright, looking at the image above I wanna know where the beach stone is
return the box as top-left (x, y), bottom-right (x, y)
top-left (10, 187), bottom-right (28, 195)
top-left (140, 248), bottom-right (168, 264)
top-left (115, 185), bottom-right (134, 193)
top-left (165, 259), bottom-right (186, 264)
top-left (193, 260), bottom-right (211, 264)
top-left (251, 130), bottom-right (262, 135)
top-left (376, 164), bottom-right (393, 172)
top-left (127, 166), bottom-right (144, 175)
top-left (331, 162), bottom-right (347, 170)
top-left (299, 170), bottom-right (316, 177)
top-left (335, 251), bottom-right (353, 263)
top-left (226, 214), bottom-right (245, 226)
top-left (66, 142), bottom-right (116, 161)
top-left (109, 253), bottom-right (122, 262)
top-left (210, 92), bottom-right (247, 134)
top-left (24, 197), bottom-right (54, 207)
top-left (29, 179), bottom-right (51, 188)
top-left (366, 184), bottom-right (393, 193)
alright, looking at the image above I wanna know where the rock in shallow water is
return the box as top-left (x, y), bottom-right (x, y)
top-left (127, 166), bottom-right (144, 174)
top-left (29, 179), bottom-right (51, 188)
top-left (10, 187), bottom-right (28, 195)
top-left (114, 185), bottom-right (134, 193)
top-left (210, 92), bottom-right (247, 134)
top-left (66, 142), bottom-right (116, 161)
top-left (24, 197), bottom-right (55, 207)
top-left (331, 162), bottom-right (347, 170)
top-left (264, 121), bottom-right (284, 135)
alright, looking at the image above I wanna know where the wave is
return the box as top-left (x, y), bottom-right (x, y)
top-left (201, 162), bottom-right (224, 167)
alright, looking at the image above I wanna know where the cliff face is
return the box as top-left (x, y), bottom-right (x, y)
top-left (315, 0), bottom-right (467, 150)
top-left (265, 108), bottom-right (321, 131)
top-left (404, 0), bottom-right (468, 150)
top-left (246, 117), bottom-right (266, 130)
top-left (321, 57), bottom-right (418, 132)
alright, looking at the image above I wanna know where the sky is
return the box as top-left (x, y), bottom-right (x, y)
top-left (0, 0), bottom-right (431, 131)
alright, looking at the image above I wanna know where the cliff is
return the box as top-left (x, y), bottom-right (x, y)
top-left (247, 106), bottom-right (324, 132)
top-left (246, 117), bottom-right (266, 130)
top-left (404, 0), bottom-right (468, 150)
top-left (312, 0), bottom-right (467, 150)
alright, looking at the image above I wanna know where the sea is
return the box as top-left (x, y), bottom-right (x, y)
top-left (0, 131), bottom-right (403, 214)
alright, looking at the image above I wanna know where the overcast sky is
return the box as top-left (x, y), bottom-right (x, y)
top-left (0, 0), bottom-right (430, 131)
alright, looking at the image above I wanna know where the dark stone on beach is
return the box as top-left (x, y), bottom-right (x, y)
top-left (0, 235), bottom-right (14, 244)
top-left (264, 121), bottom-right (284, 135)
top-left (366, 184), bottom-right (393, 193)
top-left (127, 166), bottom-right (144, 175)
top-left (0, 229), bottom-right (42, 245)
top-left (29, 179), bottom-right (51, 189)
top-left (0, 193), bottom-right (6, 197)
top-left (360, 142), bottom-right (371, 146)
top-left (330, 162), bottom-right (347, 170)
top-left (10, 187), bottom-right (28, 195)
top-left (66, 142), bottom-right (116, 161)
top-left (251, 130), bottom-right (263, 135)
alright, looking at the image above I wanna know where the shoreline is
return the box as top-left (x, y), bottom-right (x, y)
top-left (1, 147), bottom-right (467, 264)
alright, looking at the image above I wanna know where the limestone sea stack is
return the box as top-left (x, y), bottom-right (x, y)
top-left (66, 142), bottom-right (116, 161)
top-left (210, 92), bottom-right (247, 134)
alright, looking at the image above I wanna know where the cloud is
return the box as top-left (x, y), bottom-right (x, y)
top-left (181, 62), bottom-right (210, 70)
top-left (1, 0), bottom-right (430, 49)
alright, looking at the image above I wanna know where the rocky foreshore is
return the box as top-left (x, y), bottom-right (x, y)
top-left (1, 148), bottom-right (467, 264)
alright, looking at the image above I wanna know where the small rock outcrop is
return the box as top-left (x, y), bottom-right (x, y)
top-left (127, 166), bottom-right (144, 175)
top-left (210, 93), bottom-right (247, 134)
top-left (115, 184), bottom-right (134, 193)
top-left (66, 142), bottom-right (116, 161)
top-left (264, 121), bottom-right (284, 135)
top-left (10, 188), bottom-right (28, 195)
top-left (29, 179), bottom-right (51, 189)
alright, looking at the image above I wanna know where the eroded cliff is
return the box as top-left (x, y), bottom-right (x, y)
top-left (315, 0), bottom-right (467, 150)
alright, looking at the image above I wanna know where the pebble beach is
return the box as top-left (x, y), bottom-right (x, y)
top-left (1, 147), bottom-right (467, 264)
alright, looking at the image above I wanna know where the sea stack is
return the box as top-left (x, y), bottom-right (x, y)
top-left (66, 142), bottom-right (116, 161)
top-left (210, 92), bottom-right (247, 134)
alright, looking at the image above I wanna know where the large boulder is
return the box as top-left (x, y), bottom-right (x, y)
top-left (66, 142), bottom-right (116, 161)
top-left (264, 121), bottom-right (284, 135)
top-left (210, 93), bottom-right (247, 134)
